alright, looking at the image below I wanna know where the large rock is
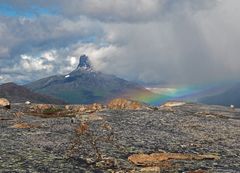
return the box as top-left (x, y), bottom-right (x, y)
top-left (160, 101), bottom-right (186, 108)
top-left (128, 153), bottom-right (220, 166)
top-left (65, 103), bottom-right (104, 114)
top-left (29, 104), bottom-right (58, 114)
top-left (107, 98), bottom-right (146, 110)
top-left (31, 104), bottom-right (55, 110)
top-left (0, 98), bottom-right (10, 109)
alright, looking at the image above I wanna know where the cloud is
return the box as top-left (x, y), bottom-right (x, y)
top-left (0, 15), bottom-right (102, 58)
top-left (92, 0), bottom-right (240, 84)
top-left (0, 14), bottom-right (103, 82)
top-left (0, 0), bottom-right (216, 22)
top-left (1, 0), bottom-right (240, 86)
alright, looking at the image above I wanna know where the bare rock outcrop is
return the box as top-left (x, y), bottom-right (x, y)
top-left (0, 98), bottom-right (10, 109)
top-left (160, 101), bottom-right (186, 108)
top-left (107, 98), bottom-right (146, 110)
top-left (65, 103), bottom-right (104, 114)
top-left (128, 153), bottom-right (220, 166)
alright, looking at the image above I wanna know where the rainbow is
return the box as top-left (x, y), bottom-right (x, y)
top-left (128, 82), bottom-right (233, 106)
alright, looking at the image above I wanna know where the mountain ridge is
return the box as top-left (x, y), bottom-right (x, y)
top-left (0, 82), bottom-right (65, 104)
top-left (25, 55), bottom-right (154, 104)
top-left (200, 82), bottom-right (240, 107)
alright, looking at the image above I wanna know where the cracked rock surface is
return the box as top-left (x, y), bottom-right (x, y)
top-left (0, 103), bottom-right (239, 172)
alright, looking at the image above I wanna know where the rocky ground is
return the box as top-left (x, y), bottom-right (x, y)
top-left (0, 102), bottom-right (239, 173)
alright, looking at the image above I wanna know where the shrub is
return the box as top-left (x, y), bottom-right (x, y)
top-left (67, 121), bottom-right (126, 163)
top-left (42, 107), bottom-right (63, 115)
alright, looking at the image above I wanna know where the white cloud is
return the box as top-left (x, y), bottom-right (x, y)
top-left (41, 50), bottom-right (57, 61)
top-left (69, 43), bottom-right (120, 71)
top-left (20, 54), bottom-right (54, 72)
top-left (68, 56), bottom-right (77, 66)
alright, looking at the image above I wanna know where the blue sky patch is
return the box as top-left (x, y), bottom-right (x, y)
top-left (0, 4), bottom-right (54, 17)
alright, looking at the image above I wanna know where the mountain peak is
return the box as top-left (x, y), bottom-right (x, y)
top-left (76, 55), bottom-right (92, 70)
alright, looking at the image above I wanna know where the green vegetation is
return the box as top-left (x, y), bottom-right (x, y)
top-left (42, 107), bottom-right (63, 115)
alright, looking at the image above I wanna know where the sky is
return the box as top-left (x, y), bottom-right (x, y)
top-left (0, 0), bottom-right (240, 85)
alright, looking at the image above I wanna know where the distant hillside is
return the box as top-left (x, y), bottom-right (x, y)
top-left (200, 82), bottom-right (240, 107)
top-left (0, 82), bottom-right (65, 104)
top-left (25, 55), bottom-right (154, 104)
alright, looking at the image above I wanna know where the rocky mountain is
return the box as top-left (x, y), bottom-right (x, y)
top-left (0, 82), bottom-right (65, 104)
top-left (76, 54), bottom-right (91, 70)
top-left (200, 82), bottom-right (240, 107)
top-left (25, 55), bottom-right (153, 104)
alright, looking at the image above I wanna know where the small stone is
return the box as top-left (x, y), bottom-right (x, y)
top-left (96, 157), bottom-right (117, 169)
top-left (25, 101), bottom-right (31, 105)
top-left (85, 158), bottom-right (95, 164)
top-left (71, 117), bottom-right (76, 123)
